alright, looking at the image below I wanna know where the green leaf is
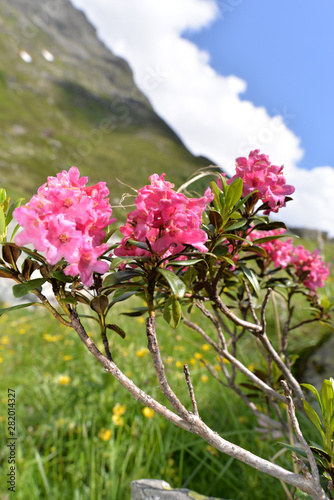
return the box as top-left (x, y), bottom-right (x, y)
top-left (210, 181), bottom-right (224, 214)
top-left (106, 324), bottom-right (126, 339)
top-left (302, 399), bottom-right (325, 441)
top-left (90, 295), bottom-right (109, 314)
top-left (103, 269), bottom-right (144, 287)
top-left (121, 307), bottom-right (148, 317)
top-left (252, 221), bottom-right (288, 231)
top-left (0, 206), bottom-right (5, 238)
top-left (167, 258), bottom-right (204, 267)
top-left (163, 296), bottom-right (181, 329)
top-left (241, 245), bottom-right (267, 257)
top-left (0, 302), bottom-right (40, 316)
top-left (20, 247), bottom-right (46, 264)
top-left (321, 378), bottom-right (334, 425)
top-left (108, 291), bottom-right (138, 308)
top-left (101, 224), bottom-right (121, 244)
top-left (301, 383), bottom-right (323, 414)
top-left (225, 218), bottom-right (248, 231)
top-left (233, 191), bottom-right (257, 212)
top-left (252, 234), bottom-right (291, 244)
top-left (225, 177), bottom-right (243, 211)
top-left (58, 296), bottom-right (78, 305)
top-left (0, 189), bottom-right (6, 204)
top-left (113, 285), bottom-right (142, 299)
top-left (208, 210), bottom-right (223, 229)
top-left (126, 238), bottom-right (149, 251)
top-left (239, 263), bottom-right (261, 297)
top-left (6, 198), bottom-right (24, 226)
top-left (156, 268), bottom-right (186, 299)
top-left (51, 270), bottom-right (74, 283)
top-left (12, 278), bottom-right (48, 298)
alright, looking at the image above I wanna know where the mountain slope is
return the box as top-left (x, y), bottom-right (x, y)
top-left (0, 0), bottom-right (213, 215)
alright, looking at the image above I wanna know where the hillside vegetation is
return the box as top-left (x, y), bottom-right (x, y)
top-left (0, 0), bottom-right (212, 220)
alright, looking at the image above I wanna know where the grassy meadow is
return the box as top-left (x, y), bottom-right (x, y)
top-left (0, 239), bottom-right (333, 500)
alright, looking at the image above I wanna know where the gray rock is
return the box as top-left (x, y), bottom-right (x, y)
top-left (130, 479), bottom-right (231, 500)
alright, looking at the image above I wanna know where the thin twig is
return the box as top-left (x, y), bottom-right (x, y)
top-left (291, 453), bottom-right (312, 479)
top-left (184, 364), bottom-right (199, 416)
top-left (243, 279), bottom-right (260, 325)
top-left (182, 316), bottom-right (286, 404)
top-left (261, 288), bottom-right (272, 331)
top-left (214, 294), bottom-right (262, 333)
top-left (281, 381), bottom-right (321, 485)
top-left (259, 334), bottom-right (305, 407)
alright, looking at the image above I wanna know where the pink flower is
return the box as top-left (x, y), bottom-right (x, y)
top-left (115, 173), bottom-right (213, 260)
top-left (248, 228), bottom-right (294, 268)
top-left (14, 167), bottom-right (116, 286)
top-left (218, 150), bottom-right (295, 214)
top-left (290, 246), bottom-right (330, 291)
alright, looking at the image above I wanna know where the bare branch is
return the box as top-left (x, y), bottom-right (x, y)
top-left (281, 381), bottom-right (321, 485)
top-left (214, 295), bottom-right (262, 333)
top-left (259, 333), bottom-right (305, 406)
top-left (146, 315), bottom-right (189, 420)
top-left (184, 364), bottom-right (199, 416)
top-left (182, 315), bottom-right (286, 404)
top-left (69, 310), bottom-right (329, 500)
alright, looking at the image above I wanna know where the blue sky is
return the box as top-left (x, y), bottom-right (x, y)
top-left (71, 0), bottom-right (334, 235)
top-left (184, 0), bottom-right (334, 170)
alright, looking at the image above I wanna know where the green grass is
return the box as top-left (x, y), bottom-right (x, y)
top-left (0, 240), bottom-right (333, 500)
top-left (0, 288), bottom-right (329, 500)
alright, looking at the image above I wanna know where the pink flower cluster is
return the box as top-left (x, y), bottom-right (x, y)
top-left (248, 229), bottom-right (294, 268)
top-left (290, 246), bottom-right (330, 291)
top-left (219, 150), bottom-right (295, 213)
top-left (115, 173), bottom-right (214, 259)
top-left (14, 167), bottom-right (115, 286)
top-left (247, 229), bottom-right (330, 290)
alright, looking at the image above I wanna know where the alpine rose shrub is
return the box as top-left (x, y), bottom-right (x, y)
top-left (115, 173), bottom-right (214, 259)
top-left (291, 246), bottom-right (330, 291)
top-left (218, 150), bottom-right (295, 213)
top-left (14, 167), bottom-right (115, 286)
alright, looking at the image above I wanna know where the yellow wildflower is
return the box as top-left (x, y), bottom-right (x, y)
top-left (58, 375), bottom-right (71, 385)
top-left (214, 364), bottom-right (221, 372)
top-left (112, 403), bottom-right (126, 416)
top-left (175, 345), bottom-right (184, 352)
top-left (44, 333), bottom-right (63, 342)
top-left (248, 363), bottom-right (255, 372)
top-left (142, 407), bottom-right (155, 419)
top-left (0, 356), bottom-right (3, 363)
top-left (202, 344), bottom-right (210, 351)
top-left (137, 317), bottom-right (145, 324)
top-left (201, 374), bottom-right (209, 383)
top-left (18, 328), bottom-right (26, 335)
top-left (166, 356), bottom-right (174, 364)
top-left (50, 446), bottom-right (56, 453)
top-left (194, 352), bottom-right (202, 360)
top-left (189, 358), bottom-right (196, 366)
top-left (1, 336), bottom-right (9, 345)
top-left (99, 428), bottom-right (112, 440)
top-left (112, 414), bottom-right (124, 426)
top-left (175, 361), bottom-right (183, 368)
top-left (63, 355), bottom-right (72, 361)
top-left (135, 347), bottom-right (148, 358)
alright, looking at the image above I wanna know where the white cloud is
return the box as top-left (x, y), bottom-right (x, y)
top-left (71, 0), bottom-right (334, 237)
